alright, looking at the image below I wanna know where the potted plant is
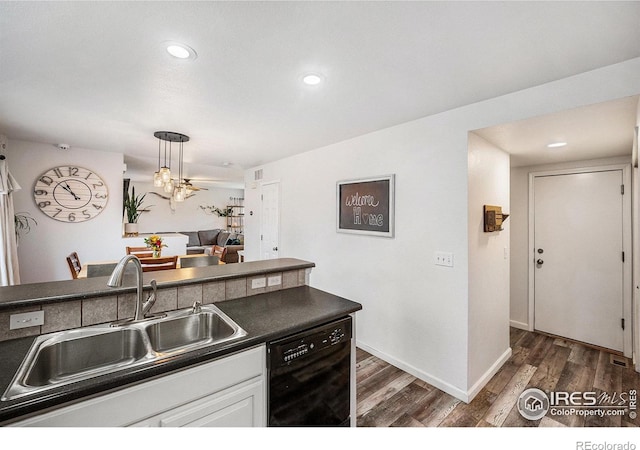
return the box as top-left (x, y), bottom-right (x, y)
top-left (123, 186), bottom-right (148, 236)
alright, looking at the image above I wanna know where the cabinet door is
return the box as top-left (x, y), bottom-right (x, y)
top-left (160, 378), bottom-right (263, 427)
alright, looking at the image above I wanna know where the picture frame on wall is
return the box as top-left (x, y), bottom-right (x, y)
top-left (336, 174), bottom-right (395, 237)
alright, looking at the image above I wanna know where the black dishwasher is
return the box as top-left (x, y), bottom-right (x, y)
top-left (267, 316), bottom-right (352, 426)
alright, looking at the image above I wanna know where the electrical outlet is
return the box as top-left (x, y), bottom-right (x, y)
top-left (435, 251), bottom-right (454, 267)
top-left (251, 277), bottom-right (266, 289)
top-left (268, 275), bottom-right (282, 286)
top-left (10, 311), bottom-right (44, 330)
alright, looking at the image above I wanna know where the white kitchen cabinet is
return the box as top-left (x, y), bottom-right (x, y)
top-left (130, 377), bottom-right (263, 427)
top-left (10, 345), bottom-right (266, 427)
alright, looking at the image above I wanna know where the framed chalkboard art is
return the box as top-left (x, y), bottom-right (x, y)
top-left (337, 174), bottom-right (395, 237)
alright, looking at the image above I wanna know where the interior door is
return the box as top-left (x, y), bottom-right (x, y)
top-left (533, 170), bottom-right (624, 351)
top-left (260, 182), bottom-right (280, 260)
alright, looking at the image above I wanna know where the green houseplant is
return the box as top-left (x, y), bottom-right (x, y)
top-left (123, 186), bottom-right (149, 236)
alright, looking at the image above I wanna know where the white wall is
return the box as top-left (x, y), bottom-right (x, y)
top-left (510, 155), bottom-right (632, 329)
top-left (7, 139), bottom-right (124, 283)
top-left (128, 181), bottom-right (243, 234)
top-left (245, 57), bottom-right (640, 400)
top-left (467, 133), bottom-right (510, 393)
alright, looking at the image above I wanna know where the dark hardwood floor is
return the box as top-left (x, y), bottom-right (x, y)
top-left (356, 328), bottom-right (639, 427)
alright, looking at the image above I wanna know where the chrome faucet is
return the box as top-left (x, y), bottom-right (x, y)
top-left (107, 255), bottom-right (159, 323)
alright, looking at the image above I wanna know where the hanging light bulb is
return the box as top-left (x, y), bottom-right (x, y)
top-left (160, 138), bottom-right (171, 182)
top-left (172, 136), bottom-right (187, 202)
top-left (153, 137), bottom-right (164, 187)
top-left (173, 184), bottom-right (187, 202)
top-left (153, 171), bottom-right (163, 187)
top-left (163, 178), bottom-right (174, 194)
top-left (159, 166), bottom-right (171, 183)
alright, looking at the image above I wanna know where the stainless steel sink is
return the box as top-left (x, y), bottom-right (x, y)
top-left (24, 328), bottom-right (149, 387)
top-left (2, 304), bottom-right (247, 401)
top-left (144, 309), bottom-right (245, 353)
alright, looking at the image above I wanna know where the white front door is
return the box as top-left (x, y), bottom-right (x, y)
top-left (260, 182), bottom-right (280, 260)
top-left (533, 170), bottom-right (624, 352)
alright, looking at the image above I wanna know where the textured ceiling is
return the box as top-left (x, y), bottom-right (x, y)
top-left (1, 1), bottom-right (639, 182)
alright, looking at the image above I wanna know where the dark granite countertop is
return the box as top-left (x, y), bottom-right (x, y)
top-left (0, 258), bottom-right (315, 310)
top-left (0, 285), bottom-right (361, 424)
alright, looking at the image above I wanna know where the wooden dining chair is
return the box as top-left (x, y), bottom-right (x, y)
top-left (139, 255), bottom-right (178, 272)
top-left (66, 252), bottom-right (82, 279)
top-left (179, 255), bottom-right (220, 268)
top-left (126, 246), bottom-right (153, 258)
top-left (211, 245), bottom-right (227, 262)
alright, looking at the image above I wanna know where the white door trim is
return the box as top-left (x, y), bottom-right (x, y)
top-left (527, 164), bottom-right (632, 357)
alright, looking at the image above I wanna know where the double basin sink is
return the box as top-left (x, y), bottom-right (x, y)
top-left (2, 304), bottom-right (247, 401)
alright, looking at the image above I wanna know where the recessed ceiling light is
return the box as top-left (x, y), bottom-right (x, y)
top-left (302, 73), bottom-right (323, 86)
top-left (547, 142), bottom-right (567, 148)
top-left (165, 42), bottom-right (197, 60)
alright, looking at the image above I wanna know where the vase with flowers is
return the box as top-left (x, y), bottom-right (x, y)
top-left (144, 235), bottom-right (167, 258)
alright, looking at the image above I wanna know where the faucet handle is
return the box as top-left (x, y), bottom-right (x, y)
top-left (192, 301), bottom-right (202, 314)
top-left (142, 279), bottom-right (158, 317)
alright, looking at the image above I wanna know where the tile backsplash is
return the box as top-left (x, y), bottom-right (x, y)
top-left (0, 269), bottom-right (308, 343)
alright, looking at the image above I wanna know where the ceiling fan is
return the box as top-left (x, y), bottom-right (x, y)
top-left (182, 178), bottom-right (208, 192)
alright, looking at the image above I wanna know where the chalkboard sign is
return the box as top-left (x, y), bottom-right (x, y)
top-left (337, 175), bottom-right (395, 237)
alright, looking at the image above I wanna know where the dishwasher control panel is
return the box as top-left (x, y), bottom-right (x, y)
top-left (268, 317), bottom-right (352, 366)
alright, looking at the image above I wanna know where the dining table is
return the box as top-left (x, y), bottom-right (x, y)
top-left (77, 253), bottom-right (224, 278)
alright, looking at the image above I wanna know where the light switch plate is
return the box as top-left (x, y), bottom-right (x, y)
top-left (10, 311), bottom-right (44, 330)
top-left (251, 277), bottom-right (266, 289)
top-left (268, 275), bottom-right (282, 286)
top-left (435, 251), bottom-right (454, 267)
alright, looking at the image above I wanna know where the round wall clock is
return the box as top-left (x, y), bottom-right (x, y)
top-left (33, 166), bottom-right (109, 222)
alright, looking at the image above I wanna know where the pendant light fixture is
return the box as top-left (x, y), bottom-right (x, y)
top-left (152, 131), bottom-right (190, 201)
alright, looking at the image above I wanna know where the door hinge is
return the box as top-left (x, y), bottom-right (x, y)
top-left (622, 251), bottom-right (625, 262)
top-left (621, 318), bottom-right (625, 330)
top-left (261, 194), bottom-right (263, 201)
top-left (260, 234), bottom-right (263, 241)
top-left (621, 184), bottom-right (625, 195)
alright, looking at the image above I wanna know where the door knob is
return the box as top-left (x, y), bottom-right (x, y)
top-left (273, 247), bottom-right (278, 251)
top-left (536, 259), bottom-right (544, 265)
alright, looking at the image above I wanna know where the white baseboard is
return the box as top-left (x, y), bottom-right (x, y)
top-left (510, 320), bottom-right (529, 331)
top-left (466, 347), bottom-right (512, 402)
top-left (357, 341), bottom-right (512, 404)
top-left (356, 340), bottom-right (469, 402)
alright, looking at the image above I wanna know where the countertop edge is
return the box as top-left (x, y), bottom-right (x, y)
top-left (0, 258), bottom-right (316, 310)
top-left (0, 285), bottom-right (361, 425)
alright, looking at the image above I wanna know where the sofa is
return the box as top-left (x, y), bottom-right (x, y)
top-left (180, 229), bottom-right (244, 263)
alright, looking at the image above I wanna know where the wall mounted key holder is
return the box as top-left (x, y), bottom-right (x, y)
top-left (484, 205), bottom-right (509, 232)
